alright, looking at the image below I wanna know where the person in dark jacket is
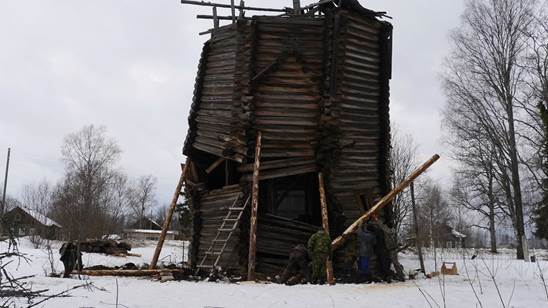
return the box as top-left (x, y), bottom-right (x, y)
top-left (374, 220), bottom-right (405, 281)
top-left (278, 244), bottom-right (311, 284)
top-left (357, 222), bottom-right (376, 277)
top-left (368, 222), bottom-right (393, 282)
top-left (59, 242), bottom-right (83, 278)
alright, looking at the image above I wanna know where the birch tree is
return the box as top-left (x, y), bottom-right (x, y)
top-left (443, 0), bottom-right (537, 259)
top-left (127, 175), bottom-right (157, 228)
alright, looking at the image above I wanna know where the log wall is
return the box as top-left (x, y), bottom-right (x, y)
top-left (244, 16), bottom-right (325, 179)
top-left (185, 7), bottom-right (393, 276)
top-left (184, 25), bottom-right (248, 162)
top-left (256, 214), bottom-right (318, 274)
top-left (325, 10), bottom-right (392, 223)
top-left (193, 185), bottom-right (245, 271)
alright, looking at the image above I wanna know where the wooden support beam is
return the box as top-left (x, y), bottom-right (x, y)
top-left (189, 161), bottom-right (199, 182)
top-left (150, 162), bottom-right (189, 269)
top-left (197, 14), bottom-right (244, 21)
top-left (331, 154), bottom-right (441, 250)
top-left (318, 172), bottom-right (335, 285)
top-left (410, 182), bottom-right (425, 274)
top-left (205, 157), bottom-right (226, 174)
top-left (225, 159), bottom-right (229, 186)
top-left (181, 0), bottom-right (287, 12)
top-left (247, 131), bottom-right (262, 281)
top-left (230, 0), bottom-right (236, 23)
top-left (293, 0), bottom-right (301, 15)
top-left (199, 29), bottom-right (214, 36)
top-left (238, 0), bottom-right (245, 18)
top-left (212, 6), bottom-right (219, 30)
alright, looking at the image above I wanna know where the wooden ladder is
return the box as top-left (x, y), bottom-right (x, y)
top-left (197, 193), bottom-right (250, 271)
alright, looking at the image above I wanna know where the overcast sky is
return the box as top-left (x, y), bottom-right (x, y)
top-left (0, 0), bottom-right (464, 206)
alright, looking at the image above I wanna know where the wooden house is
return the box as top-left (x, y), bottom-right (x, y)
top-left (182, 0), bottom-right (393, 276)
top-left (128, 216), bottom-right (162, 231)
top-left (4, 206), bottom-right (62, 240)
top-left (438, 224), bottom-right (467, 249)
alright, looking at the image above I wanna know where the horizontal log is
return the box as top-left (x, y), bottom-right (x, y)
top-left (181, 0), bottom-right (287, 12)
top-left (238, 157), bottom-right (315, 172)
top-left (80, 269), bottom-right (184, 277)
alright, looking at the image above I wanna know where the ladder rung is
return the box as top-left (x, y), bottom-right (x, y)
top-left (213, 239), bottom-right (228, 242)
top-left (229, 207), bottom-right (245, 211)
top-left (219, 228), bottom-right (235, 232)
top-left (224, 218), bottom-right (239, 222)
top-left (206, 251), bottom-right (222, 255)
top-left (197, 265), bottom-right (213, 268)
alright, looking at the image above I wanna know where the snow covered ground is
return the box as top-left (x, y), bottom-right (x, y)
top-left (3, 238), bottom-right (548, 307)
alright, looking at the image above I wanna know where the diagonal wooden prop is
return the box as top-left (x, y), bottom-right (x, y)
top-left (150, 161), bottom-right (189, 269)
top-left (331, 154), bottom-right (440, 250)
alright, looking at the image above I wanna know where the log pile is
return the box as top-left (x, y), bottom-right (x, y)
top-left (78, 240), bottom-right (132, 256)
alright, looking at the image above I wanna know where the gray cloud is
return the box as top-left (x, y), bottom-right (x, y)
top-left (0, 0), bottom-right (463, 204)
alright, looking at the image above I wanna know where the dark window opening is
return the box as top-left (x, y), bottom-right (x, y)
top-left (189, 149), bottom-right (241, 190)
top-left (259, 173), bottom-right (321, 226)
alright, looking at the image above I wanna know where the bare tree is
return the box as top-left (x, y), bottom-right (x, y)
top-left (417, 181), bottom-right (453, 249)
top-left (389, 127), bottom-right (418, 244)
top-left (444, 106), bottom-right (502, 252)
top-left (0, 194), bottom-right (21, 213)
top-left (450, 171), bottom-right (501, 253)
top-left (21, 181), bottom-right (53, 214)
top-left (51, 125), bottom-right (121, 240)
top-left (102, 173), bottom-right (130, 235)
top-left (443, 0), bottom-right (538, 259)
top-left (127, 175), bottom-right (157, 228)
top-left (523, 8), bottom-right (548, 239)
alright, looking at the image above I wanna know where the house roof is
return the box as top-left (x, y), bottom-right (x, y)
top-left (17, 206), bottom-right (62, 228)
top-left (145, 217), bottom-right (162, 229)
top-left (123, 229), bottom-right (178, 235)
top-left (130, 216), bottom-right (162, 230)
top-left (451, 228), bottom-right (467, 239)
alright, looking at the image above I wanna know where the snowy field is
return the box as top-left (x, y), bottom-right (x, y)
top-left (3, 238), bottom-right (548, 308)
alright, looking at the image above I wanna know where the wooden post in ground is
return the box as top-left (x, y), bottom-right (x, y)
top-left (410, 182), bottom-right (425, 273)
top-left (247, 131), bottom-right (262, 281)
top-left (331, 154), bottom-right (440, 250)
top-left (150, 162), bottom-right (189, 269)
top-left (318, 172), bottom-right (335, 285)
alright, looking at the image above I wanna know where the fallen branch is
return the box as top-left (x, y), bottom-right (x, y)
top-left (26, 282), bottom-right (93, 308)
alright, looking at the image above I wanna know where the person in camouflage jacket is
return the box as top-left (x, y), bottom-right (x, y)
top-left (307, 230), bottom-right (332, 284)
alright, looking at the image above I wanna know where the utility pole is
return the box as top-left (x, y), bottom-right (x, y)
top-left (1, 148), bottom-right (11, 235)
